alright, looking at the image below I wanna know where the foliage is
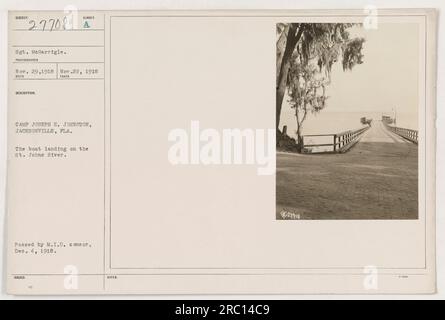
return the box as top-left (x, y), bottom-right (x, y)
top-left (281, 23), bottom-right (365, 146)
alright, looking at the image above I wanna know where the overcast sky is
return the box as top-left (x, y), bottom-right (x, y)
top-left (280, 23), bottom-right (420, 131)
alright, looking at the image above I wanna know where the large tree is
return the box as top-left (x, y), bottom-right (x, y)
top-left (276, 23), bottom-right (303, 130)
top-left (276, 23), bottom-right (365, 133)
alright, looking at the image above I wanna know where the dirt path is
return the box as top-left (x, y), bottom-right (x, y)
top-left (276, 122), bottom-right (418, 220)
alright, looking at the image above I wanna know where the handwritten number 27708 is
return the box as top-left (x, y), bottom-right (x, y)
top-left (28, 18), bottom-right (72, 31)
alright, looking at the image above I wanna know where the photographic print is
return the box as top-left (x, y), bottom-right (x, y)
top-left (6, 9), bottom-right (436, 295)
top-left (276, 22), bottom-right (419, 220)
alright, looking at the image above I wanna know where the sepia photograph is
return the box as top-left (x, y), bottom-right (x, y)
top-left (276, 22), bottom-right (419, 220)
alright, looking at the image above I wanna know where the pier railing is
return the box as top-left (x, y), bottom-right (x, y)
top-left (384, 123), bottom-right (418, 144)
top-left (302, 126), bottom-right (369, 154)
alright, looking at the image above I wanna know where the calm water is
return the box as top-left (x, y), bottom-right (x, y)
top-left (280, 110), bottom-right (418, 139)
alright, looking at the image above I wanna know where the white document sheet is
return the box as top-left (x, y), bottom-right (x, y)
top-left (6, 9), bottom-right (437, 294)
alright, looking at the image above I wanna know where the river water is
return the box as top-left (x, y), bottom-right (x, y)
top-left (280, 110), bottom-right (418, 139)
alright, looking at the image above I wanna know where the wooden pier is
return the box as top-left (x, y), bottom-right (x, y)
top-left (384, 122), bottom-right (418, 144)
top-left (302, 126), bottom-right (369, 153)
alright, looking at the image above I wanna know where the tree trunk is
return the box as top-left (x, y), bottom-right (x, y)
top-left (295, 105), bottom-right (307, 153)
top-left (296, 124), bottom-right (303, 153)
top-left (276, 24), bottom-right (303, 131)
